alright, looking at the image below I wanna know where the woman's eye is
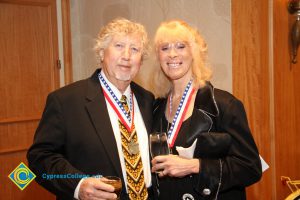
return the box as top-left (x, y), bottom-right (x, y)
top-left (161, 46), bottom-right (169, 51)
top-left (176, 43), bottom-right (186, 49)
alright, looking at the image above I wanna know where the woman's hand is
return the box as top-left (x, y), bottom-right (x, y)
top-left (151, 154), bottom-right (200, 178)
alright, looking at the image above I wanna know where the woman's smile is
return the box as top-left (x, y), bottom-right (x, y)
top-left (167, 61), bottom-right (182, 68)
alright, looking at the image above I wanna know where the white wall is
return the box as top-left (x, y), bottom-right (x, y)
top-left (70, 0), bottom-right (232, 93)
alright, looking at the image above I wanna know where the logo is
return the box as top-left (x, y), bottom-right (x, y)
top-left (8, 162), bottom-right (36, 190)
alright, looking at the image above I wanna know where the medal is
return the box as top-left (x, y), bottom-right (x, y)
top-left (99, 72), bottom-right (140, 155)
top-left (168, 79), bottom-right (195, 148)
top-left (99, 72), bottom-right (134, 132)
top-left (128, 140), bottom-right (139, 155)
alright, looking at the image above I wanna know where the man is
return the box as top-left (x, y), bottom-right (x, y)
top-left (27, 18), bottom-right (155, 200)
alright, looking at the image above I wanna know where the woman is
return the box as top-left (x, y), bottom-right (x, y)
top-left (151, 20), bottom-right (262, 200)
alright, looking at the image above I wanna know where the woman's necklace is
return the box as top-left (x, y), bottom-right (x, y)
top-left (167, 79), bottom-right (195, 148)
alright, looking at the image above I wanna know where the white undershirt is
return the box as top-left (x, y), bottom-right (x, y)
top-left (74, 71), bottom-right (151, 199)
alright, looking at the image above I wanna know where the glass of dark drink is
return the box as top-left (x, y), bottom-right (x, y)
top-left (102, 176), bottom-right (122, 199)
top-left (149, 132), bottom-right (170, 173)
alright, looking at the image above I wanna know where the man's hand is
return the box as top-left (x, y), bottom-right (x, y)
top-left (78, 177), bottom-right (117, 200)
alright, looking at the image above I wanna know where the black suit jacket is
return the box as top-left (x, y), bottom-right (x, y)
top-left (153, 82), bottom-right (262, 200)
top-left (27, 69), bottom-right (154, 200)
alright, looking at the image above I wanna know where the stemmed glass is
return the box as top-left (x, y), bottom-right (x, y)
top-left (149, 132), bottom-right (170, 173)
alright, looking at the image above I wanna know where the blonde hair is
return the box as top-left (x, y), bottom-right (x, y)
top-left (153, 20), bottom-right (212, 97)
top-left (95, 18), bottom-right (150, 66)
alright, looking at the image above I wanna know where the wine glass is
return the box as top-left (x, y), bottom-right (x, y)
top-left (149, 132), bottom-right (170, 157)
top-left (102, 176), bottom-right (122, 199)
top-left (149, 132), bottom-right (170, 173)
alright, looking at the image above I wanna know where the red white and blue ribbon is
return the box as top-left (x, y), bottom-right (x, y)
top-left (98, 73), bottom-right (134, 132)
top-left (168, 80), bottom-right (195, 148)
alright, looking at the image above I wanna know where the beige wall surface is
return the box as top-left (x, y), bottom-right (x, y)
top-left (70, 0), bottom-right (232, 94)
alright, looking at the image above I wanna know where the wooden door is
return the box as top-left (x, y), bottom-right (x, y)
top-left (0, 0), bottom-right (58, 199)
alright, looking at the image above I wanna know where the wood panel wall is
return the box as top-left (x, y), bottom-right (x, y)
top-left (232, 0), bottom-right (272, 199)
top-left (232, 0), bottom-right (300, 199)
top-left (274, 0), bottom-right (300, 199)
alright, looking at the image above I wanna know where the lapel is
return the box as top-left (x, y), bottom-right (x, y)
top-left (131, 82), bottom-right (152, 133)
top-left (194, 82), bottom-right (219, 116)
top-left (187, 82), bottom-right (220, 146)
top-left (84, 69), bottom-right (123, 178)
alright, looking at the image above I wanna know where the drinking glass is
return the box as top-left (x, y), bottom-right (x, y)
top-left (102, 176), bottom-right (122, 199)
top-left (149, 132), bottom-right (170, 159)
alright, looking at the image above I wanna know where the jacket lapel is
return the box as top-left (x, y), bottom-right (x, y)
top-left (131, 83), bottom-right (152, 133)
top-left (85, 70), bottom-right (123, 178)
top-left (187, 82), bottom-right (220, 146)
top-left (194, 82), bottom-right (219, 116)
top-left (187, 109), bottom-right (212, 146)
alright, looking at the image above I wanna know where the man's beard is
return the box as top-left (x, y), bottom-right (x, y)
top-left (115, 72), bottom-right (131, 81)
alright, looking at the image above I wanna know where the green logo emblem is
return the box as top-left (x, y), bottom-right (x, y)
top-left (8, 162), bottom-right (36, 190)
